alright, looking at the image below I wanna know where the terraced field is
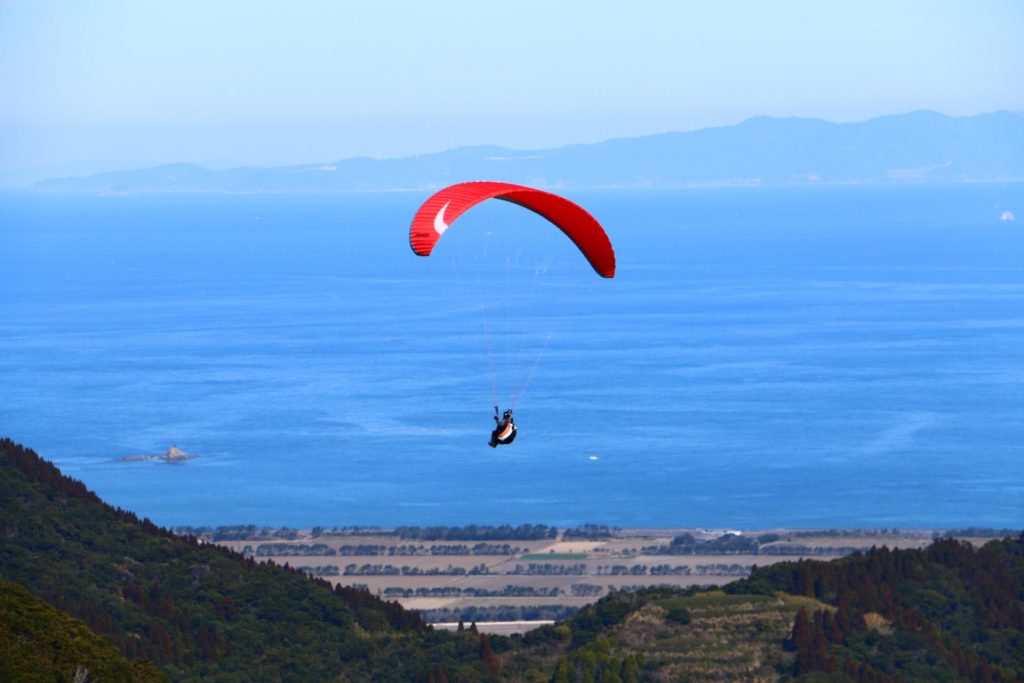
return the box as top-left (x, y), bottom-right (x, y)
top-left (498, 591), bottom-right (834, 682)
top-left (618, 592), bottom-right (829, 680)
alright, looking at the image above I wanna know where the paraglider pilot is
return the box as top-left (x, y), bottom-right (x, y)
top-left (489, 406), bottom-right (517, 448)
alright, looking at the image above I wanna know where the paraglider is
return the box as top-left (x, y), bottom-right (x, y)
top-left (409, 181), bottom-right (616, 278)
top-left (410, 181), bottom-right (616, 446)
top-left (489, 407), bottom-right (517, 448)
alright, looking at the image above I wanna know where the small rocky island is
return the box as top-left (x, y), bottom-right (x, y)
top-left (119, 446), bottom-right (196, 463)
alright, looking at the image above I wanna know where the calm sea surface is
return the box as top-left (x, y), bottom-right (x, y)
top-left (1, 185), bottom-right (1022, 529)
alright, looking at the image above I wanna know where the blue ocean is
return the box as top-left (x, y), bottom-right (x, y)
top-left (2, 184), bottom-right (1022, 529)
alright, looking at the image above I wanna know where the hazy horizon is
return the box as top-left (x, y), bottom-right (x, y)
top-left (26, 107), bottom-right (1024, 172)
top-left (3, 1), bottom-right (1023, 186)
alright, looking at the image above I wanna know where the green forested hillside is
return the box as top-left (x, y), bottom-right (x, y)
top-left (491, 537), bottom-right (1024, 681)
top-left (729, 535), bottom-right (1024, 681)
top-left (491, 534), bottom-right (1024, 681)
top-left (1, 579), bottom-right (167, 683)
top-left (0, 438), bottom-right (494, 681)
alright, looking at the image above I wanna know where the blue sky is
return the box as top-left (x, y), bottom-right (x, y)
top-left (1, 0), bottom-right (1022, 184)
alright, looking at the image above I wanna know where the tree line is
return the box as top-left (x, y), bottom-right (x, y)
top-left (731, 535), bottom-right (1024, 681)
top-left (394, 524), bottom-right (558, 540)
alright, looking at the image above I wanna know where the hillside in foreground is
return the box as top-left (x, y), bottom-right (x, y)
top-left (0, 579), bottom-right (168, 683)
top-left (3, 435), bottom-right (1023, 681)
top-left (492, 532), bottom-right (1024, 681)
top-left (0, 437), bottom-right (493, 681)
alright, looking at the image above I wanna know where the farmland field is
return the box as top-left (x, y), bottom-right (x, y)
top-left (192, 525), bottom-right (986, 630)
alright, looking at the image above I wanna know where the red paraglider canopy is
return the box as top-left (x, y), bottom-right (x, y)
top-left (409, 181), bottom-right (616, 278)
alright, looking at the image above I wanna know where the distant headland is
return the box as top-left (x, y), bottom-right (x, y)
top-left (33, 110), bottom-right (1024, 193)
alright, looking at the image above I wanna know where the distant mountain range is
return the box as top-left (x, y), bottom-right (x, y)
top-left (35, 110), bottom-right (1024, 193)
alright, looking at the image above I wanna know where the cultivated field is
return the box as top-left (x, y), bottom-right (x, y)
top-left (199, 525), bottom-right (994, 632)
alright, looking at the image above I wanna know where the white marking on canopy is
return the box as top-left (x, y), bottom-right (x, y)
top-left (434, 201), bottom-right (451, 235)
